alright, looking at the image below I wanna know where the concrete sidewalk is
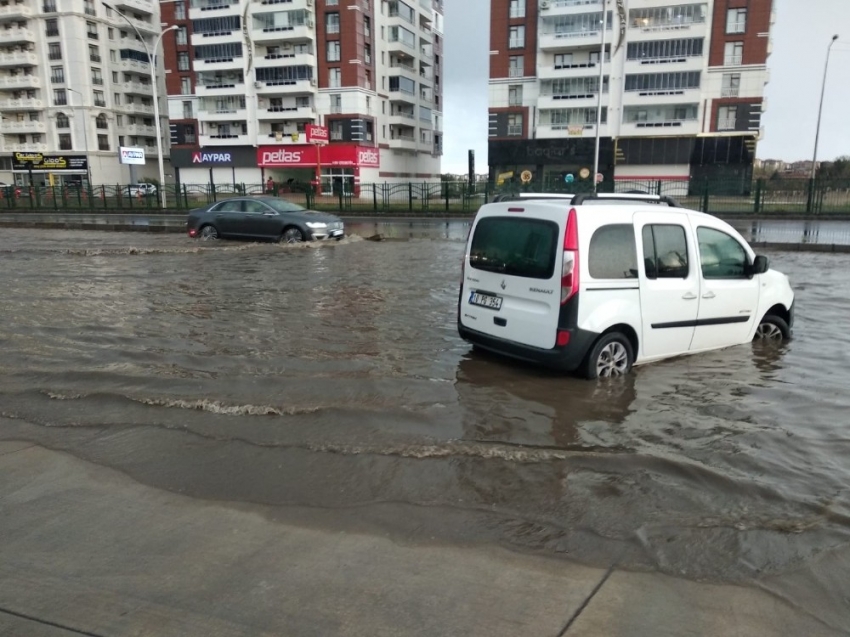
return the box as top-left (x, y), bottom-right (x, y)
top-left (0, 442), bottom-right (842, 637)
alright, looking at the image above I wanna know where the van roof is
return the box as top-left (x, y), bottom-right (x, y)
top-left (478, 200), bottom-right (712, 222)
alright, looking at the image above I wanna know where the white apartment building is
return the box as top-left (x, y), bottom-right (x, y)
top-left (0, 0), bottom-right (168, 186)
top-left (489, 0), bottom-right (774, 189)
top-left (165, 0), bottom-right (443, 191)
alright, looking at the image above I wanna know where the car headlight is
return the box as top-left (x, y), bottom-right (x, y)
top-left (306, 222), bottom-right (328, 229)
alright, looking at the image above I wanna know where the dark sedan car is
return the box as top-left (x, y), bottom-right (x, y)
top-left (186, 197), bottom-right (345, 243)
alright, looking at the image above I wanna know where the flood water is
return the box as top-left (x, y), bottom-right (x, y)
top-left (1, 228), bottom-right (849, 621)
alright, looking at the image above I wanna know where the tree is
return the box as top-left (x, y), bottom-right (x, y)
top-left (817, 156), bottom-right (850, 180)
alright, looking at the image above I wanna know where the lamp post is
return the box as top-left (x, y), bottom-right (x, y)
top-left (67, 88), bottom-right (93, 188)
top-left (103, 2), bottom-right (176, 208)
top-left (592, 1), bottom-right (609, 194)
top-left (810, 34), bottom-right (839, 183)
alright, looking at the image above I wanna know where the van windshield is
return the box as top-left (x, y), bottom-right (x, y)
top-left (469, 217), bottom-right (558, 279)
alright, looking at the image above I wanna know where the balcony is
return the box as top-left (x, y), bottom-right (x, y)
top-left (0, 97), bottom-right (43, 110)
top-left (621, 87), bottom-right (701, 106)
top-left (624, 55), bottom-right (705, 73)
top-left (194, 56), bottom-right (243, 72)
top-left (197, 107), bottom-right (248, 122)
top-left (388, 89), bottom-right (417, 105)
top-left (119, 58), bottom-right (152, 74)
top-left (0, 28), bottom-right (36, 44)
top-left (0, 4), bottom-right (33, 20)
top-left (188, 1), bottom-right (237, 21)
top-left (255, 79), bottom-right (316, 96)
top-left (249, 24), bottom-right (315, 45)
top-left (124, 81), bottom-right (154, 95)
top-left (0, 121), bottom-right (46, 134)
top-left (628, 20), bottom-right (707, 40)
top-left (388, 136), bottom-right (417, 151)
top-left (621, 119), bottom-right (699, 136)
top-left (387, 112), bottom-right (416, 128)
top-left (199, 132), bottom-right (250, 146)
top-left (126, 17), bottom-right (159, 36)
top-left (6, 143), bottom-right (49, 152)
top-left (537, 61), bottom-right (601, 80)
top-left (509, 7), bottom-right (525, 18)
top-left (125, 123), bottom-right (156, 136)
top-left (0, 51), bottom-right (37, 67)
top-left (717, 118), bottom-right (737, 131)
top-left (190, 30), bottom-right (241, 47)
top-left (724, 55), bottom-right (743, 66)
top-left (535, 122), bottom-right (604, 138)
top-left (721, 87), bottom-right (739, 98)
top-left (113, 0), bottom-right (156, 15)
top-left (255, 52), bottom-right (316, 68)
top-left (540, 0), bottom-right (602, 17)
top-left (387, 37), bottom-right (417, 56)
top-left (195, 82), bottom-right (245, 97)
top-left (256, 105), bottom-right (316, 121)
top-left (388, 60), bottom-right (419, 82)
top-left (539, 29), bottom-right (609, 51)
top-left (0, 75), bottom-right (40, 90)
top-left (121, 102), bottom-right (155, 115)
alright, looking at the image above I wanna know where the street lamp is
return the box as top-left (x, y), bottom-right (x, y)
top-left (103, 2), bottom-right (177, 208)
top-left (67, 88), bottom-right (93, 188)
top-left (810, 34), bottom-right (839, 183)
top-left (592, 1), bottom-right (609, 194)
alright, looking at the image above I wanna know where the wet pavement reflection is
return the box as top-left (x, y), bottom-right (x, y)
top-left (1, 228), bottom-right (849, 608)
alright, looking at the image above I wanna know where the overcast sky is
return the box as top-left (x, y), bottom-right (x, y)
top-left (442, 0), bottom-right (850, 173)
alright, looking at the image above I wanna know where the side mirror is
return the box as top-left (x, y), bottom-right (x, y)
top-left (752, 255), bottom-right (769, 275)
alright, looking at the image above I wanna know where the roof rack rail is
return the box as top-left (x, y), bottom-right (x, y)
top-left (491, 192), bottom-right (575, 203)
top-left (570, 193), bottom-right (681, 207)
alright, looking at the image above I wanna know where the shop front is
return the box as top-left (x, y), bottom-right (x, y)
top-left (11, 153), bottom-right (88, 188)
top-left (170, 147), bottom-right (259, 186)
top-left (257, 145), bottom-right (380, 197)
top-left (488, 138), bottom-right (615, 190)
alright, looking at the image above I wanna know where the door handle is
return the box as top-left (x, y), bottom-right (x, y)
top-left (682, 292), bottom-right (698, 300)
top-left (702, 291), bottom-right (716, 299)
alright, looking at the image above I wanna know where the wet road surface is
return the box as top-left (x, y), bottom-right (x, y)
top-left (1, 228), bottom-right (849, 624)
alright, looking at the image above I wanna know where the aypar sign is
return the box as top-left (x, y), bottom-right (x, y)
top-left (119, 147), bottom-right (146, 165)
top-left (170, 146), bottom-right (257, 168)
top-left (12, 153), bottom-right (87, 171)
top-left (258, 145), bottom-right (380, 168)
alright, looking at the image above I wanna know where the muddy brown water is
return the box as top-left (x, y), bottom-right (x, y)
top-left (1, 228), bottom-right (849, 616)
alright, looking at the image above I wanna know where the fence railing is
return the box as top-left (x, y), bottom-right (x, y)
top-left (1, 179), bottom-right (849, 215)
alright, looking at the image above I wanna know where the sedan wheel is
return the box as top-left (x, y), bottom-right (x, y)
top-left (282, 227), bottom-right (305, 244)
top-left (583, 332), bottom-right (634, 380)
top-left (200, 225), bottom-right (218, 241)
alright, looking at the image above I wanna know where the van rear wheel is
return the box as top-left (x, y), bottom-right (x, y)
top-left (584, 332), bottom-right (634, 380)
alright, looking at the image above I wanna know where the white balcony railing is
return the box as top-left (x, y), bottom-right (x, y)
top-left (724, 55), bottom-right (743, 66)
top-left (550, 0), bottom-right (600, 7)
top-left (508, 38), bottom-right (525, 49)
top-left (718, 119), bottom-right (737, 130)
top-left (727, 21), bottom-right (746, 34)
top-left (721, 87), bottom-right (739, 97)
top-left (509, 67), bottom-right (523, 77)
top-left (509, 8), bottom-right (525, 18)
top-left (507, 124), bottom-right (522, 136)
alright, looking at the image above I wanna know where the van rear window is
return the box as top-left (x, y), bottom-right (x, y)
top-left (469, 217), bottom-right (558, 280)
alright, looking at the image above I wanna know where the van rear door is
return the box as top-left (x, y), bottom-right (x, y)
top-left (460, 206), bottom-right (564, 349)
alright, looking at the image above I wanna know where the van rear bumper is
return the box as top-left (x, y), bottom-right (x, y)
top-left (457, 323), bottom-right (598, 372)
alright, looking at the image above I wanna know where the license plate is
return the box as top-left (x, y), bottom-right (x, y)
top-left (469, 291), bottom-right (502, 310)
top-left (330, 229), bottom-right (343, 237)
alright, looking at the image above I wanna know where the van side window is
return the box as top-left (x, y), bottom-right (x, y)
top-left (642, 225), bottom-right (689, 279)
top-left (588, 224), bottom-right (637, 279)
top-left (697, 227), bottom-right (748, 279)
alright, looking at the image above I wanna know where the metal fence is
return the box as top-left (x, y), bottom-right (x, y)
top-left (2, 178), bottom-right (849, 215)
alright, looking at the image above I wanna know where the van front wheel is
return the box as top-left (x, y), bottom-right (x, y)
top-left (584, 332), bottom-right (634, 380)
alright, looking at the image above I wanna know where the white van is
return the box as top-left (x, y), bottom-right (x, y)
top-left (458, 195), bottom-right (795, 379)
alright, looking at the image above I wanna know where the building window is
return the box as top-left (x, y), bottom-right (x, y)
top-left (94, 91), bottom-right (105, 107)
top-left (509, 0), bottom-right (525, 19)
top-left (50, 66), bottom-right (64, 84)
top-left (53, 89), bottom-right (66, 105)
top-left (180, 76), bottom-right (191, 95)
top-left (329, 68), bottom-right (341, 88)
top-left (114, 93), bottom-right (121, 105)
top-left (96, 114), bottom-right (108, 129)
top-left (724, 42), bottom-right (743, 66)
top-left (718, 105), bottom-right (737, 130)
top-left (43, 0), bottom-right (57, 10)
top-left (508, 85), bottom-right (522, 106)
top-left (112, 71), bottom-right (118, 82)
top-left (330, 121), bottom-right (343, 141)
top-left (46, 18), bottom-right (59, 37)
top-left (508, 25), bottom-right (525, 49)
top-left (98, 134), bottom-right (110, 151)
top-left (330, 93), bottom-right (342, 113)
top-left (327, 40), bottom-right (341, 62)
top-left (92, 69), bottom-right (103, 86)
top-left (509, 55), bottom-right (523, 77)
top-left (110, 49), bottom-right (117, 62)
top-left (48, 43), bottom-right (62, 60)
top-left (176, 26), bottom-right (187, 45)
top-left (630, 4), bottom-right (706, 28)
top-left (507, 113), bottom-right (523, 136)
top-left (177, 52), bottom-right (190, 71)
top-left (326, 13), bottom-right (340, 35)
top-left (84, 0), bottom-right (95, 15)
top-left (58, 133), bottom-right (72, 150)
top-left (327, 0), bottom-right (338, 4)
top-left (89, 46), bottom-right (101, 62)
top-left (721, 73), bottom-right (741, 97)
top-left (55, 112), bottom-right (69, 128)
top-left (182, 101), bottom-right (193, 118)
top-left (116, 115), bottom-right (123, 126)
top-left (87, 22), bottom-right (99, 39)
top-left (627, 38), bottom-right (704, 61)
top-left (364, 15), bottom-right (371, 37)
top-left (364, 43), bottom-right (371, 64)
top-left (726, 8), bottom-right (747, 34)
top-left (174, 0), bottom-right (185, 20)
top-left (108, 27), bottom-right (114, 40)
top-left (624, 71), bottom-right (700, 92)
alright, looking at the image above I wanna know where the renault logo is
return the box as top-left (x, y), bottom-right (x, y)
top-left (500, 280), bottom-right (507, 290)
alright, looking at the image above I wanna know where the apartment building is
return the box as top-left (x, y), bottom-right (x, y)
top-left (488, 0), bottom-right (774, 189)
top-left (163, 0), bottom-right (443, 192)
top-left (0, 0), bottom-right (167, 186)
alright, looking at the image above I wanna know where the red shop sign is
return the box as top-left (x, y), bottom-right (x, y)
top-left (258, 145), bottom-right (380, 168)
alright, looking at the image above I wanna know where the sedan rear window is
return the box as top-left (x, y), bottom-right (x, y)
top-left (469, 217), bottom-right (558, 280)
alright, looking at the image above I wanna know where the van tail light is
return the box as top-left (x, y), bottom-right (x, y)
top-left (561, 208), bottom-right (579, 304)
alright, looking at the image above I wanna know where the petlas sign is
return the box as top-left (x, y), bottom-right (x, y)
top-left (258, 145), bottom-right (380, 168)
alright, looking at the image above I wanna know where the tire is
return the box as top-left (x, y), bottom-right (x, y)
top-left (199, 224), bottom-right (219, 241)
top-left (753, 314), bottom-right (791, 342)
top-left (583, 332), bottom-right (634, 380)
top-left (281, 226), bottom-right (306, 244)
